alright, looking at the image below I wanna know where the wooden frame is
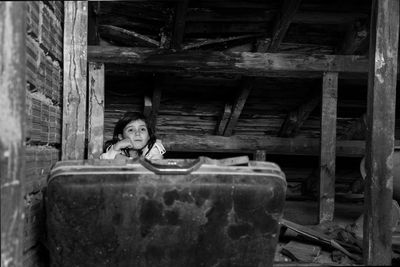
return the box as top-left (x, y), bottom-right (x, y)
top-left (64, 2), bottom-right (400, 264)
top-left (0, 2), bottom-right (26, 266)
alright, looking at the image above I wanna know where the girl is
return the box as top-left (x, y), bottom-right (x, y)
top-left (100, 112), bottom-right (166, 160)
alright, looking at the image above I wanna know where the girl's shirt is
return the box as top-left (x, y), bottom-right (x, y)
top-left (100, 139), bottom-right (166, 160)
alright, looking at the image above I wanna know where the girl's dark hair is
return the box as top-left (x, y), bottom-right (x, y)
top-left (104, 112), bottom-right (156, 157)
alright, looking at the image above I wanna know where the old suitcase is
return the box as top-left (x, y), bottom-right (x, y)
top-left (46, 157), bottom-right (286, 267)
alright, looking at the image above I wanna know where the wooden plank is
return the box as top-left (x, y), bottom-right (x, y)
top-left (171, 0), bottom-right (189, 50)
top-left (88, 2), bottom-right (100, 45)
top-left (254, 150), bottom-right (266, 161)
top-left (278, 92), bottom-right (320, 137)
top-left (223, 78), bottom-right (253, 136)
top-left (319, 72), bottom-right (338, 223)
top-left (88, 62), bottom-right (105, 160)
top-left (62, 1), bottom-right (88, 160)
top-left (215, 103), bottom-right (232, 135)
top-left (0, 2), bottom-right (26, 266)
top-left (99, 25), bottom-right (160, 47)
top-left (157, 134), bottom-right (384, 157)
top-left (364, 0), bottom-right (399, 265)
top-left (143, 95), bottom-right (152, 118)
top-left (88, 46), bottom-right (369, 74)
top-left (150, 78), bottom-right (163, 127)
top-left (268, 0), bottom-right (302, 52)
top-left (183, 34), bottom-right (261, 50)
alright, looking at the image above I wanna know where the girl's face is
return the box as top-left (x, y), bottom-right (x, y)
top-left (119, 119), bottom-right (150, 150)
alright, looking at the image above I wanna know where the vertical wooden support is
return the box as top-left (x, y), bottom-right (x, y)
top-left (254, 150), bottom-right (266, 161)
top-left (62, 1), bottom-right (88, 160)
top-left (0, 2), bottom-right (26, 266)
top-left (88, 62), bottom-right (104, 159)
top-left (319, 72), bottom-right (338, 223)
top-left (364, 0), bottom-right (399, 265)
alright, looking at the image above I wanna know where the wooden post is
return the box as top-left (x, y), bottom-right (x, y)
top-left (254, 150), bottom-right (266, 161)
top-left (62, 1), bottom-right (88, 160)
top-left (319, 72), bottom-right (338, 223)
top-left (0, 2), bottom-right (26, 266)
top-left (364, 0), bottom-right (399, 265)
top-left (88, 62), bottom-right (104, 159)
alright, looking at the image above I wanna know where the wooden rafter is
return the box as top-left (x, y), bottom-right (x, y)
top-left (88, 46), bottom-right (370, 74)
top-left (268, 0), bottom-right (302, 52)
top-left (99, 25), bottom-right (160, 47)
top-left (215, 103), bottom-right (232, 135)
top-left (278, 91), bottom-right (320, 137)
top-left (183, 34), bottom-right (262, 50)
top-left (223, 78), bottom-right (253, 136)
top-left (171, 0), bottom-right (189, 50)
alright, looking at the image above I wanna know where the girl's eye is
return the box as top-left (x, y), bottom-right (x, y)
top-left (140, 128), bottom-right (147, 132)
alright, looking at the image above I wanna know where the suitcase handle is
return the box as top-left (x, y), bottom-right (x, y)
top-left (139, 157), bottom-right (204, 175)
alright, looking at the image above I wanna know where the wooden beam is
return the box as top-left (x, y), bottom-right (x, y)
top-left (99, 25), bottom-right (160, 47)
top-left (62, 1), bottom-right (88, 160)
top-left (171, 0), bottom-right (189, 50)
top-left (150, 77), bottom-right (163, 128)
top-left (88, 62), bottom-right (105, 160)
top-left (364, 0), bottom-right (399, 265)
top-left (156, 134), bottom-right (398, 157)
top-left (278, 92), bottom-right (320, 137)
top-left (215, 103), bottom-right (232, 135)
top-left (88, 1), bottom-right (100, 45)
top-left (0, 2), bottom-right (26, 266)
top-left (183, 34), bottom-right (262, 50)
top-left (319, 72), bottom-right (338, 223)
top-left (143, 95), bottom-right (152, 118)
top-left (88, 46), bottom-right (370, 74)
top-left (223, 78), bottom-right (253, 136)
top-left (268, 0), bottom-right (302, 52)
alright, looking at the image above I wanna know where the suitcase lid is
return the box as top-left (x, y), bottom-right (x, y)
top-left (48, 157), bottom-right (286, 184)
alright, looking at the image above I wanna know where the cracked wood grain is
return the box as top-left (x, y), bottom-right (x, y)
top-left (62, 1), bottom-right (88, 160)
top-left (88, 62), bottom-right (104, 159)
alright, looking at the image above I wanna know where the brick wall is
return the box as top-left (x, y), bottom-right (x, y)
top-left (24, 2), bottom-right (63, 266)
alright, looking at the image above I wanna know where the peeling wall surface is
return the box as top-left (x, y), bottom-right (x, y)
top-left (23, 2), bottom-right (64, 266)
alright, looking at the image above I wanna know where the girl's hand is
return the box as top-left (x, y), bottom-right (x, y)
top-left (113, 138), bottom-right (133, 151)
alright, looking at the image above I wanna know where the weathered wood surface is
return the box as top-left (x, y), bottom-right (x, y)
top-left (157, 134), bottom-right (370, 156)
top-left (143, 95), bottom-right (152, 117)
top-left (215, 103), bottom-right (232, 135)
top-left (88, 46), bottom-right (369, 75)
top-left (278, 92), bottom-right (320, 137)
top-left (171, 0), bottom-right (188, 50)
top-left (363, 0), bottom-right (399, 265)
top-left (223, 78), bottom-right (253, 136)
top-left (0, 2), bottom-right (26, 266)
top-left (62, 1), bottom-right (88, 160)
top-left (88, 62), bottom-right (105, 159)
top-left (99, 25), bottom-right (160, 47)
top-left (268, 0), bottom-right (302, 52)
top-left (319, 72), bottom-right (338, 223)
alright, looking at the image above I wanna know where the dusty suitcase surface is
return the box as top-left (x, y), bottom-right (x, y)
top-left (46, 158), bottom-right (286, 267)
